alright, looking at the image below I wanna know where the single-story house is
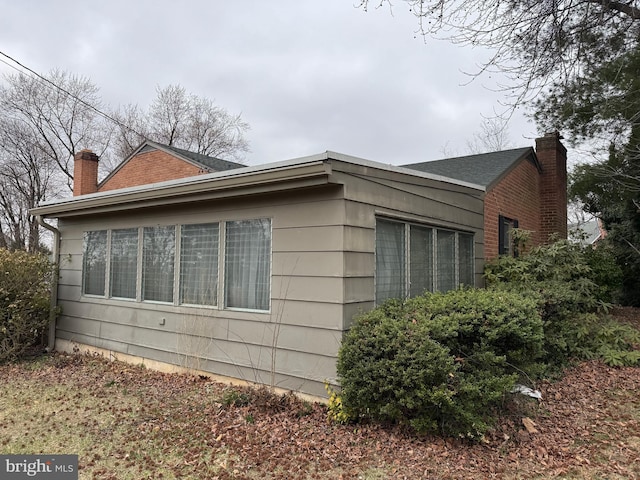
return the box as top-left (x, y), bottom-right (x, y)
top-left (32, 133), bottom-right (567, 399)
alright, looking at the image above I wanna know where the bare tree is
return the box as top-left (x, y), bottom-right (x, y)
top-left (0, 70), bottom-right (110, 250)
top-left (110, 103), bottom-right (149, 163)
top-left (0, 117), bottom-right (63, 251)
top-left (466, 117), bottom-right (511, 154)
top-left (0, 70), bottom-right (112, 191)
top-left (359, 0), bottom-right (640, 110)
top-left (114, 84), bottom-right (250, 161)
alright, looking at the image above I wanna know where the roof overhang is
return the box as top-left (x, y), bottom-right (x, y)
top-left (485, 148), bottom-right (541, 191)
top-left (32, 151), bottom-right (484, 218)
top-left (33, 158), bottom-right (334, 218)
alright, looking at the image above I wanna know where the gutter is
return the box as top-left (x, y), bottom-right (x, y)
top-left (36, 215), bottom-right (60, 352)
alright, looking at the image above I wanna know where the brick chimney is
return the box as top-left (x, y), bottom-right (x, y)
top-left (73, 149), bottom-right (99, 196)
top-left (536, 132), bottom-right (568, 242)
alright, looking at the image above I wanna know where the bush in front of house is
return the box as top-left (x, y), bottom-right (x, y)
top-left (336, 289), bottom-right (544, 439)
top-left (0, 248), bottom-right (56, 362)
top-left (485, 237), bottom-right (635, 367)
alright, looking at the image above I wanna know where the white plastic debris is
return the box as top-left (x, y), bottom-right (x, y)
top-left (511, 384), bottom-right (542, 400)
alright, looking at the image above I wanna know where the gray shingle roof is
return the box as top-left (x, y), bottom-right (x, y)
top-left (401, 147), bottom-right (537, 189)
top-left (163, 144), bottom-right (245, 172)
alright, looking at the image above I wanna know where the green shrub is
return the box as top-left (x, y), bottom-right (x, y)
top-left (582, 242), bottom-right (623, 304)
top-left (405, 289), bottom-right (545, 375)
top-left (485, 239), bottom-right (601, 318)
top-left (485, 237), bottom-right (635, 367)
top-left (337, 288), bottom-right (544, 439)
top-left (0, 249), bottom-right (56, 362)
top-left (571, 313), bottom-right (640, 366)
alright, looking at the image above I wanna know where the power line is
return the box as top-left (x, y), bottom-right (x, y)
top-left (0, 50), bottom-right (146, 138)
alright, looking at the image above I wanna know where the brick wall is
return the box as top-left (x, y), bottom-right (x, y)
top-left (98, 149), bottom-right (205, 192)
top-left (484, 159), bottom-right (542, 260)
top-left (484, 133), bottom-right (568, 260)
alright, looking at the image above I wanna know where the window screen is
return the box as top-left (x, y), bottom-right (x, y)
top-left (110, 228), bottom-right (138, 299)
top-left (375, 219), bottom-right (406, 302)
top-left (82, 230), bottom-right (107, 296)
top-left (225, 219), bottom-right (271, 311)
top-left (458, 233), bottom-right (475, 286)
top-left (409, 225), bottom-right (433, 297)
top-left (180, 223), bottom-right (219, 306)
top-left (142, 225), bottom-right (176, 303)
top-left (436, 229), bottom-right (456, 292)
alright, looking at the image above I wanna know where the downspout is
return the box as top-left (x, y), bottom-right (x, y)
top-left (36, 215), bottom-right (60, 352)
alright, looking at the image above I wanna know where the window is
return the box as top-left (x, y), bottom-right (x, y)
top-left (498, 215), bottom-right (519, 256)
top-left (458, 233), bottom-right (475, 285)
top-left (142, 226), bottom-right (175, 303)
top-left (180, 223), bottom-right (219, 306)
top-left (436, 230), bottom-right (456, 292)
top-left (375, 218), bottom-right (474, 303)
top-left (82, 230), bottom-right (107, 296)
top-left (409, 225), bottom-right (433, 297)
top-left (375, 220), bottom-right (405, 302)
top-left (110, 228), bottom-right (138, 299)
top-left (82, 218), bottom-right (271, 311)
top-left (225, 219), bottom-right (271, 311)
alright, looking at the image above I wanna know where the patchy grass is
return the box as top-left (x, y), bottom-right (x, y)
top-left (2, 310), bottom-right (640, 479)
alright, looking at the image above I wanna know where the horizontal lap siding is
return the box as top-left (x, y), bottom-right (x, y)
top-left (54, 162), bottom-right (485, 397)
top-left (55, 187), bottom-right (348, 396)
top-left (336, 167), bottom-right (485, 307)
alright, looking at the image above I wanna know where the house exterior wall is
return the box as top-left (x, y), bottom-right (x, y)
top-left (53, 161), bottom-right (484, 398)
top-left (98, 149), bottom-right (203, 192)
top-left (484, 160), bottom-right (541, 260)
top-left (333, 165), bottom-right (485, 304)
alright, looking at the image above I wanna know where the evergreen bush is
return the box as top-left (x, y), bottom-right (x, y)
top-left (485, 236), bottom-right (636, 367)
top-left (0, 249), bottom-right (56, 362)
top-left (337, 289), bottom-right (544, 438)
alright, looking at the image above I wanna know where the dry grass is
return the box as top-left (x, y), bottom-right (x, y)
top-left (2, 309), bottom-right (640, 480)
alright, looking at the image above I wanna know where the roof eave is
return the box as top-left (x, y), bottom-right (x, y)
top-left (485, 148), bottom-right (538, 191)
top-left (33, 159), bottom-right (334, 218)
top-left (97, 140), bottom-right (215, 189)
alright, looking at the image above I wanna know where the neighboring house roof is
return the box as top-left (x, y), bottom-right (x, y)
top-left (98, 140), bottom-right (245, 188)
top-left (33, 151), bottom-right (485, 218)
top-left (161, 144), bottom-right (245, 172)
top-left (401, 147), bottom-right (540, 190)
top-left (569, 219), bottom-right (605, 245)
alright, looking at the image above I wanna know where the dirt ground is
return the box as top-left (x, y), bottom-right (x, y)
top-left (1, 308), bottom-right (639, 479)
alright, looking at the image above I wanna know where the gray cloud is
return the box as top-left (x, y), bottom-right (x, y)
top-left (0, 0), bottom-right (538, 166)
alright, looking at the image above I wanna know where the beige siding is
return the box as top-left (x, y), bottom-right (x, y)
top-left (52, 160), bottom-right (484, 398)
top-left (55, 188), bottom-right (348, 397)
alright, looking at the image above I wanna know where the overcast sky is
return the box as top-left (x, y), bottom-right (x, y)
top-left (0, 1), bottom-right (541, 167)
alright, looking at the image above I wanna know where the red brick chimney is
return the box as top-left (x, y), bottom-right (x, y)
top-left (73, 149), bottom-right (99, 196)
top-left (536, 132), bottom-right (568, 242)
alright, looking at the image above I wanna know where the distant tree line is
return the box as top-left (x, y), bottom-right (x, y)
top-left (0, 70), bottom-right (249, 252)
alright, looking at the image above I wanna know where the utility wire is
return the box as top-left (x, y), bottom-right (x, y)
top-left (0, 50), bottom-right (146, 138)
